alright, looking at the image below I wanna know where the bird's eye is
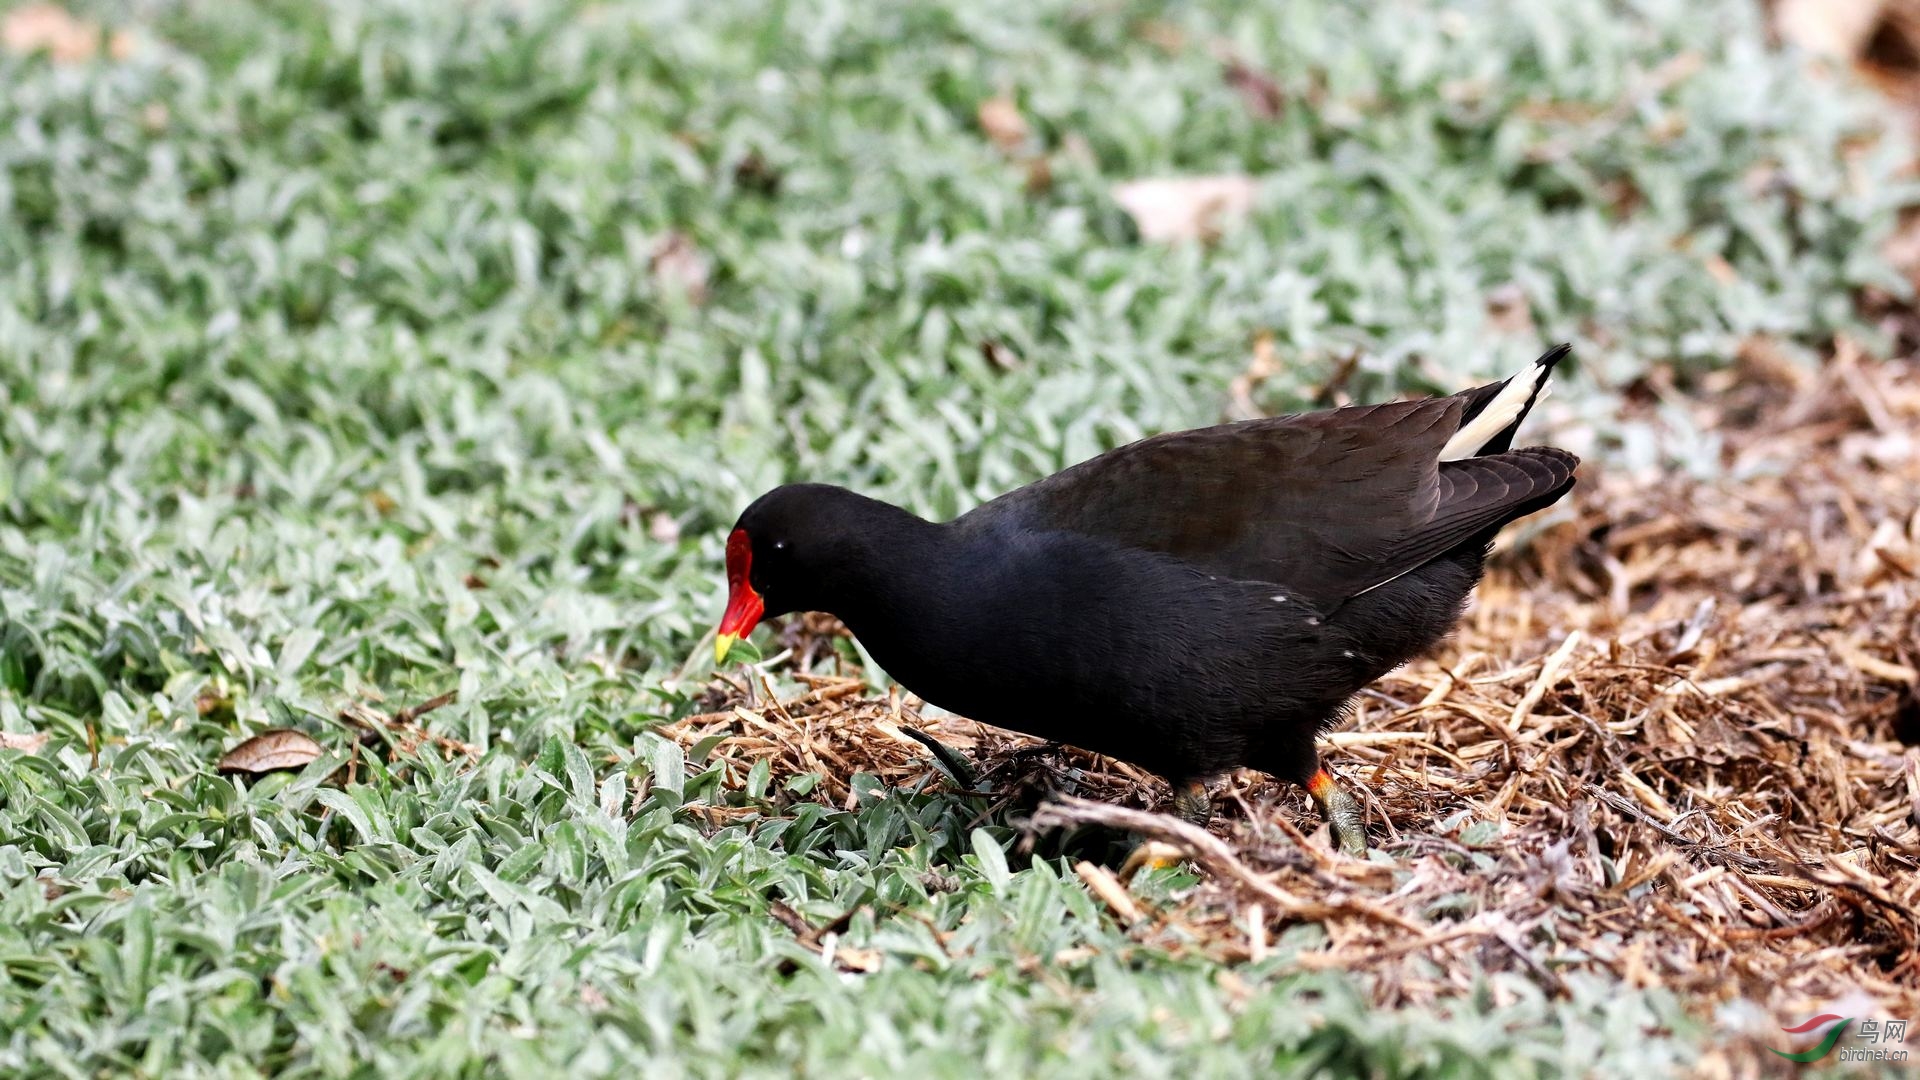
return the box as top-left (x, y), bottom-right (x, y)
top-left (772, 539), bottom-right (789, 554)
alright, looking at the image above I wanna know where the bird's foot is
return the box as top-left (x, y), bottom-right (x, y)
top-left (1308, 768), bottom-right (1368, 856)
top-left (1169, 778), bottom-right (1212, 828)
top-left (1121, 841), bottom-right (1189, 877)
top-left (1113, 781), bottom-right (1211, 873)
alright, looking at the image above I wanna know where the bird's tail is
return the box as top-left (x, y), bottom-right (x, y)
top-left (1438, 344), bottom-right (1570, 461)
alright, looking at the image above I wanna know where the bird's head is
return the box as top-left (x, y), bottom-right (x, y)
top-left (714, 483), bottom-right (905, 662)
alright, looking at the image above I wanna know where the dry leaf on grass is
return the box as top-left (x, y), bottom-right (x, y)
top-left (979, 339), bottom-right (1021, 372)
top-left (1218, 52), bottom-right (1284, 119)
top-left (1135, 20), bottom-right (1187, 54)
top-left (649, 232), bottom-right (710, 306)
top-left (1112, 175), bottom-right (1258, 243)
top-left (217, 729), bottom-right (323, 774)
top-left (1022, 156), bottom-right (1054, 197)
top-left (1224, 332), bottom-right (1279, 421)
top-left (976, 95), bottom-right (1054, 196)
top-left (339, 690), bottom-right (476, 761)
top-left (1774, 0), bottom-right (1887, 59)
top-left (2, 4), bottom-right (135, 63)
top-left (649, 511), bottom-right (682, 545)
top-left (731, 150), bottom-right (781, 195)
top-left (0, 731), bottom-right (50, 754)
top-left (1485, 282), bottom-right (1536, 337)
top-left (977, 96), bottom-right (1030, 153)
top-left (767, 899), bottom-right (882, 973)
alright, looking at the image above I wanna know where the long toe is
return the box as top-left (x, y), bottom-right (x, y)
top-left (1121, 841), bottom-right (1189, 877)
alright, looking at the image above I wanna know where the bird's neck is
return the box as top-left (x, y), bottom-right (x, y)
top-left (820, 512), bottom-right (954, 633)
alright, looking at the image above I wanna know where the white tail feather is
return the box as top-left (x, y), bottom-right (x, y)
top-left (1438, 358), bottom-right (1554, 461)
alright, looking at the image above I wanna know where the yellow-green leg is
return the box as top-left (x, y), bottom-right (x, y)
top-left (1307, 768), bottom-right (1367, 856)
top-left (1122, 779), bottom-right (1213, 874)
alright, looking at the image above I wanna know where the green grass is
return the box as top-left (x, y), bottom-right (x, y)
top-left (0, 0), bottom-right (1903, 1074)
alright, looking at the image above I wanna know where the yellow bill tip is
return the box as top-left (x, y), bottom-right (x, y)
top-left (714, 632), bottom-right (739, 664)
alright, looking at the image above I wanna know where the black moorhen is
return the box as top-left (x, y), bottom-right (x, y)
top-left (715, 346), bottom-right (1578, 853)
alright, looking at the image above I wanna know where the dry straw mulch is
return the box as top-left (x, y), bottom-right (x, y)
top-left (667, 348), bottom-right (1919, 1072)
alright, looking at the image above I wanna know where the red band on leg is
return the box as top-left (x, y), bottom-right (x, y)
top-left (1307, 769), bottom-right (1335, 799)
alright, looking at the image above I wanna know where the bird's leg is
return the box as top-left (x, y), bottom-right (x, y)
top-left (1124, 778), bottom-right (1212, 873)
top-left (1170, 778), bottom-right (1212, 827)
top-left (1307, 768), bottom-right (1367, 856)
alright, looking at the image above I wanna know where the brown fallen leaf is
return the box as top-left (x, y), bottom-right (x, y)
top-left (1485, 282), bottom-right (1535, 336)
top-left (1312, 348), bottom-right (1362, 409)
top-left (732, 149), bottom-right (781, 195)
top-left (0, 731), bottom-right (49, 754)
top-left (977, 95), bottom-right (1029, 153)
top-left (1219, 53), bottom-right (1284, 119)
top-left (392, 691), bottom-right (456, 726)
top-left (1775, 0), bottom-right (1886, 59)
top-left (217, 729), bottom-right (324, 774)
top-left (1136, 19), bottom-right (1187, 55)
top-left (1112, 175), bottom-right (1258, 243)
top-left (649, 232), bottom-right (710, 306)
top-left (2, 4), bottom-right (134, 63)
top-left (338, 691), bottom-right (476, 761)
top-left (1023, 155), bottom-right (1053, 197)
top-left (979, 339), bottom-right (1021, 372)
top-left (648, 511), bottom-right (681, 544)
top-left (1225, 332), bottom-right (1278, 421)
top-left (767, 900), bottom-right (879, 973)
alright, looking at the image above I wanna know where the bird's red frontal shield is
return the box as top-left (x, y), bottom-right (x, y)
top-left (715, 528), bottom-right (763, 662)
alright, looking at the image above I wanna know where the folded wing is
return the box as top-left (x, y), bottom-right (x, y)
top-left (965, 387), bottom-right (1576, 608)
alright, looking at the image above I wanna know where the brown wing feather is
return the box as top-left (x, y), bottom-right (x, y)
top-left (1346, 447), bottom-right (1579, 592)
top-left (964, 392), bottom-right (1577, 606)
top-left (963, 397), bottom-right (1476, 605)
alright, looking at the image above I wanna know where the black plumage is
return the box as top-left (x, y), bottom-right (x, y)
top-left (715, 346), bottom-right (1579, 852)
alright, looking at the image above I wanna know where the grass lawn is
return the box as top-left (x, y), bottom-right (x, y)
top-left (0, 0), bottom-right (1909, 1075)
